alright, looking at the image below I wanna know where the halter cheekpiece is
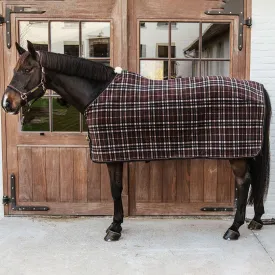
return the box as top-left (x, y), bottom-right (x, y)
top-left (7, 51), bottom-right (46, 107)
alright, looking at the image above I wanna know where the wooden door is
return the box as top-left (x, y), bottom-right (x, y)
top-left (127, 0), bottom-right (251, 215)
top-left (1, 0), bottom-right (128, 215)
top-left (1, 0), bottom-right (251, 216)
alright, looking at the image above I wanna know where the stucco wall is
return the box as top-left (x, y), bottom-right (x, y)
top-left (0, 111), bottom-right (3, 219)
top-left (247, 0), bottom-right (275, 219)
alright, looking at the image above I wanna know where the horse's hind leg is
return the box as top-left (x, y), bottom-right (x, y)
top-left (223, 159), bottom-right (251, 240)
top-left (105, 162), bottom-right (124, 241)
top-left (248, 198), bottom-right (264, 230)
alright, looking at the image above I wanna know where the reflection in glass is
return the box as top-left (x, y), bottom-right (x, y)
top-left (140, 61), bottom-right (168, 80)
top-left (93, 60), bottom-right (110, 67)
top-left (140, 22), bottom-right (169, 58)
top-left (19, 21), bottom-right (48, 51)
top-left (51, 22), bottom-right (79, 56)
top-left (52, 98), bottom-right (80, 131)
top-left (21, 98), bottom-right (50, 131)
top-left (172, 61), bottom-right (200, 78)
top-left (201, 61), bottom-right (230, 76)
top-left (171, 23), bottom-right (200, 58)
top-left (201, 23), bottom-right (230, 58)
top-left (81, 22), bottom-right (110, 58)
top-left (83, 116), bottom-right (88, 132)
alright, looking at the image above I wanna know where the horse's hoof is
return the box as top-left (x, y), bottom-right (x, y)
top-left (223, 229), bottom-right (240, 240)
top-left (106, 224), bottom-right (112, 233)
top-left (104, 230), bottom-right (121, 242)
top-left (248, 219), bottom-right (263, 230)
top-left (106, 223), bottom-right (122, 234)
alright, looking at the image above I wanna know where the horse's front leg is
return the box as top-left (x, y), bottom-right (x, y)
top-left (104, 162), bottom-right (124, 241)
top-left (223, 159), bottom-right (250, 240)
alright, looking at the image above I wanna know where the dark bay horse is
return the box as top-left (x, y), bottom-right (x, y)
top-left (2, 41), bottom-right (271, 241)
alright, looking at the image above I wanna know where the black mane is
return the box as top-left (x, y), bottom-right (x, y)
top-left (39, 51), bottom-right (115, 81)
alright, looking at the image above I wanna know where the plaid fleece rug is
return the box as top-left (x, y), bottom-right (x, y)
top-left (85, 72), bottom-right (265, 163)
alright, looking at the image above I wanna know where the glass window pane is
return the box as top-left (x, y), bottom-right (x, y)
top-left (83, 116), bottom-right (88, 132)
top-left (172, 61), bottom-right (200, 78)
top-left (140, 22), bottom-right (169, 58)
top-left (172, 23), bottom-right (200, 58)
top-left (19, 21), bottom-right (48, 50)
top-left (81, 22), bottom-right (110, 58)
top-left (52, 98), bottom-right (80, 131)
top-left (202, 23), bottom-right (230, 58)
top-left (93, 60), bottom-right (110, 67)
top-left (140, 60), bottom-right (168, 80)
top-left (21, 98), bottom-right (50, 131)
top-left (201, 61), bottom-right (230, 76)
top-left (51, 22), bottom-right (79, 56)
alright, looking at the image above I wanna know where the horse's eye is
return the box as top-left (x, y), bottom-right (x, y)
top-left (24, 69), bottom-right (31, 73)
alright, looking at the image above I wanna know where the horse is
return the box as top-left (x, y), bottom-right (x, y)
top-left (2, 41), bottom-right (271, 242)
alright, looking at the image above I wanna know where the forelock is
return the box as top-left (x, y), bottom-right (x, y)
top-left (14, 52), bottom-right (31, 71)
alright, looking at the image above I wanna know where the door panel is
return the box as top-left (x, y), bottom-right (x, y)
top-left (2, 0), bottom-right (128, 215)
top-left (130, 160), bottom-right (234, 215)
top-left (128, 0), bottom-right (249, 216)
top-left (16, 146), bottom-right (127, 214)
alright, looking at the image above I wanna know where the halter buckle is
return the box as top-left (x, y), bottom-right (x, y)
top-left (21, 93), bottom-right (27, 101)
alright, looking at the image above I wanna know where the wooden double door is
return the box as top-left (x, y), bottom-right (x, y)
top-left (0, 0), bottom-right (251, 216)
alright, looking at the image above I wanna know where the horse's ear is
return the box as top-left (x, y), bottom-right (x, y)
top-left (15, 42), bottom-right (26, 55)
top-left (27, 40), bottom-right (37, 59)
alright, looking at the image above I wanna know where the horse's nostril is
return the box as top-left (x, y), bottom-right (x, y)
top-left (3, 98), bottom-right (12, 111)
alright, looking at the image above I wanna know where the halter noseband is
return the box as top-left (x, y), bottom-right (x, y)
top-left (7, 51), bottom-right (46, 107)
top-left (7, 68), bottom-right (46, 106)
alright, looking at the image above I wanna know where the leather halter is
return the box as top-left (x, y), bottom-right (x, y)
top-left (7, 67), bottom-right (46, 106)
top-left (7, 51), bottom-right (46, 114)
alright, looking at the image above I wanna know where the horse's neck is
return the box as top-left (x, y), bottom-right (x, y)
top-left (44, 70), bottom-right (112, 113)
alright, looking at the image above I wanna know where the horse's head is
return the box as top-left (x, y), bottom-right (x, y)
top-left (2, 41), bottom-right (46, 114)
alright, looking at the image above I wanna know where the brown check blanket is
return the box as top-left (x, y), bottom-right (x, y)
top-left (85, 72), bottom-right (265, 163)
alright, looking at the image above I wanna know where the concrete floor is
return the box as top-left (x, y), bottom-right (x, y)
top-left (0, 217), bottom-right (274, 275)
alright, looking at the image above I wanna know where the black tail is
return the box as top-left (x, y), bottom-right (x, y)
top-left (248, 87), bottom-right (272, 206)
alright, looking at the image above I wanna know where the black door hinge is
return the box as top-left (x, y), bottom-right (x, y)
top-left (0, 6), bottom-right (45, 49)
top-left (201, 207), bottom-right (234, 212)
top-left (244, 17), bottom-right (252, 28)
top-left (2, 174), bottom-right (49, 212)
top-left (205, 0), bottom-right (252, 51)
top-left (2, 196), bottom-right (10, 205)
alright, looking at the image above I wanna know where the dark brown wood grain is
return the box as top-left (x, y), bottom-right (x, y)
top-left (100, 164), bottom-right (112, 201)
top-left (87, 149), bottom-right (101, 202)
top-left (18, 147), bottom-right (33, 201)
top-left (190, 160), bottom-right (204, 202)
top-left (136, 162), bottom-right (150, 202)
top-left (73, 148), bottom-right (88, 202)
top-left (204, 160), bottom-right (218, 203)
top-left (217, 160), bottom-right (232, 203)
top-left (32, 148), bottom-right (47, 202)
top-left (162, 160), bottom-right (177, 203)
top-left (136, 202), bottom-right (233, 216)
top-left (149, 161), bottom-right (163, 202)
top-left (60, 148), bottom-right (74, 202)
top-left (176, 160), bottom-right (191, 203)
top-left (46, 148), bottom-right (60, 202)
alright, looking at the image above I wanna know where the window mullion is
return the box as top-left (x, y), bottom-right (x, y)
top-left (79, 21), bottom-right (82, 57)
top-left (199, 22), bottom-right (202, 77)
top-left (168, 22), bottom-right (171, 79)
